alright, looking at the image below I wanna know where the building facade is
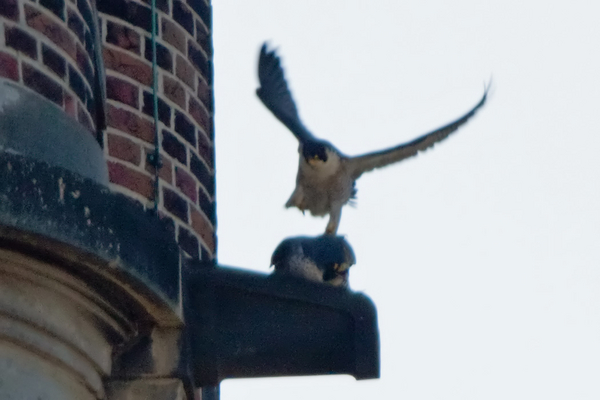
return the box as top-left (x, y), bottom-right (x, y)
top-left (0, 0), bottom-right (215, 261)
top-left (0, 1), bottom-right (380, 398)
top-left (0, 0), bottom-right (214, 398)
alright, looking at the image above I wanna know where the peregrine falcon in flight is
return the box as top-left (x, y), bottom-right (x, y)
top-left (257, 43), bottom-right (490, 235)
top-left (271, 235), bottom-right (356, 287)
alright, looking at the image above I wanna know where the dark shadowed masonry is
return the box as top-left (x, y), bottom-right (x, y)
top-left (0, 0), bottom-right (380, 398)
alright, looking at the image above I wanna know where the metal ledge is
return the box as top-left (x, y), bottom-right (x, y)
top-left (185, 265), bottom-right (380, 386)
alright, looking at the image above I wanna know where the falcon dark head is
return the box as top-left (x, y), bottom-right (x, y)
top-left (257, 42), bottom-right (490, 235)
top-left (271, 235), bottom-right (356, 287)
top-left (302, 140), bottom-right (330, 163)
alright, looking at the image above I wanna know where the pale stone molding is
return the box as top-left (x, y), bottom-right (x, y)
top-left (0, 248), bottom-right (135, 399)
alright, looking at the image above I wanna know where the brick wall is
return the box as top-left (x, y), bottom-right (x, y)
top-left (97, 0), bottom-right (215, 261)
top-left (0, 0), bottom-right (215, 261)
top-left (0, 0), bottom-right (99, 131)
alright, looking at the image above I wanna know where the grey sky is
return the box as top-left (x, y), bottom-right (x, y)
top-left (213, 1), bottom-right (600, 399)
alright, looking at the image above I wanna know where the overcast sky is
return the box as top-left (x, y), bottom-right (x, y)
top-left (212, 1), bottom-right (600, 399)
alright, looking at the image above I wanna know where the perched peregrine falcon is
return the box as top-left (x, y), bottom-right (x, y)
top-left (257, 43), bottom-right (490, 235)
top-left (271, 235), bottom-right (356, 287)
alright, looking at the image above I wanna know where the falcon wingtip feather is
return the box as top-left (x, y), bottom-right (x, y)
top-left (256, 42), bottom-right (492, 235)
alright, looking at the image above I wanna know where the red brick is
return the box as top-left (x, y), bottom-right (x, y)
top-left (64, 93), bottom-right (77, 118)
top-left (197, 185), bottom-right (214, 224)
top-left (140, 0), bottom-right (169, 14)
top-left (175, 166), bottom-right (197, 202)
top-left (190, 0), bottom-right (210, 31)
top-left (0, 52), bottom-right (19, 81)
top-left (197, 130), bottom-right (213, 168)
top-left (163, 187), bottom-right (188, 222)
top-left (187, 40), bottom-right (208, 76)
top-left (5, 25), bottom-right (38, 60)
top-left (108, 161), bottom-right (154, 199)
top-left (163, 74), bottom-right (186, 108)
top-left (172, 0), bottom-right (193, 34)
top-left (25, 4), bottom-right (76, 60)
top-left (190, 151), bottom-right (212, 193)
top-left (107, 104), bottom-right (154, 143)
top-left (40, 0), bottom-right (65, 20)
top-left (77, 101), bottom-right (93, 131)
top-left (43, 43), bottom-right (66, 77)
top-left (144, 40), bottom-right (172, 72)
top-left (175, 54), bottom-right (195, 89)
top-left (144, 149), bottom-right (173, 184)
top-left (97, 0), bottom-right (152, 32)
top-left (161, 129), bottom-right (186, 164)
top-left (67, 7), bottom-right (84, 42)
top-left (142, 91), bottom-right (172, 126)
top-left (106, 20), bottom-right (141, 54)
top-left (68, 64), bottom-right (86, 102)
top-left (195, 20), bottom-right (210, 56)
top-left (22, 63), bottom-right (63, 105)
top-left (177, 226), bottom-right (199, 259)
top-left (76, 42), bottom-right (93, 83)
top-left (197, 77), bottom-right (211, 111)
top-left (161, 17), bottom-right (186, 54)
top-left (0, 0), bottom-right (19, 20)
top-left (108, 133), bottom-right (141, 165)
top-left (103, 45), bottom-right (152, 86)
top-left (191, 207), bottom-right (214, 252)
top-left (188, 96), bottom-right (210, 134)
top-left (106, 75), bottom-right (139, 108)
top-left (174, 110), bottom-right (195, 145)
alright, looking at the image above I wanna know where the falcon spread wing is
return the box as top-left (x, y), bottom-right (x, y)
top-left (348, 82), bottom-right (490, 179)
top-left (256, 43), bottom-right (314, 143)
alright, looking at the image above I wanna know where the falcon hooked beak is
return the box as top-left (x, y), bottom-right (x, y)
top-left (257, 42), bottom-right (490, 235)
top-left (270, 235), bottom-right (356, 287)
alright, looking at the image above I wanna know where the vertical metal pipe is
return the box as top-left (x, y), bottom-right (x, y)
top-left (148, 0), bottom-right (162, 212)
top-left (90, 0), bottom-right (107, 146)
top-left (202, 385), bottom-right (220, 400)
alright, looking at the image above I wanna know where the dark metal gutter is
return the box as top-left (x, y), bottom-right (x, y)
top-left (185, 265), bottom-right (380, 386)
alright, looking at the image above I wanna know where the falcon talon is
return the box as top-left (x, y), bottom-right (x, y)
top-left (257, 42), bottom-right (490, 235)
